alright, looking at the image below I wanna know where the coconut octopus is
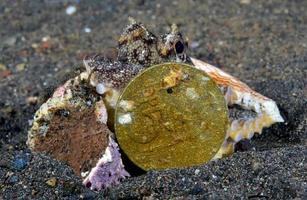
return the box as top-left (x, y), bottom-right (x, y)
top-left (27, 19), bottom-right (284, 191)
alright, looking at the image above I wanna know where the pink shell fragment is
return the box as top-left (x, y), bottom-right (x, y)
top-left (83, 136), bottom-right (130, 191)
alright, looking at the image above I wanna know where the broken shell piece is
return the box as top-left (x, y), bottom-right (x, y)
top-left (27, 74), bottom-right (130, 190)
top-left (190, 57), bottom-right (284, 158)
top-left (83, 135), bottom-right (130, 191)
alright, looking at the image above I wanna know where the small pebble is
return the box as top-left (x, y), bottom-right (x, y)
top-left (218, 40), bottom-right (225, 46)
top-left (2, 106), bottom-right (13, 115)
top-left (21, 36), bottom-right (26, 42)
top-left (26, 96), bottom-right (38, 105)
top-left (31, 43), bottom-right (39, 49)
top-left (0, 70), bottom-right (11, 78)
top-left (42, 36), bottom-right (51, 42)
top-left (13, 158), bottom-right (27, 171)
top-left (3, 36), bottom-right (17, 46)
top-left (240, 0), bottom-right (251, 4)
top-left (28, 119), bottom-right (33, 126)
top-left (31, 189), bottom-right (38, 196)
top-left (13, 154), bottom-right (29, 171)
top-left (16, 63), bottom-right (26, 72)
top-left (84, 27), bottom-right (91, 33)
top-left (81, 171), bottom-right (89, 178)
top-left (46, 177), bottom-right (57, 187)
top-left (194, 169), bottom-right (200, 175)
top-left (190, 41), bottom-right (200, 49)
top-left (0, 159), bottom-right (11, 169)
top-left (0, 63), bottom-right (7, 71)
top-left (7, 175), bottom-right (19, 184)
top-left (66, 5), bottom-right (77, 15)
top-left (252, 161), bottom-right (261, 171)
top-left (212, 174), bottom-right (217, 180)
top-left (0, 64), bottom-right (11, 78)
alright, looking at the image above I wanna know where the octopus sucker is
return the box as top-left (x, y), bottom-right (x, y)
top-left (27, 20), bottom-right (284, 191)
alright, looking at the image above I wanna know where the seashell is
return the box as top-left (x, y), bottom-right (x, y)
top-left (190, 57), bottom-right (284, 158)
top-left (27, 73), bottom-right (130, 190)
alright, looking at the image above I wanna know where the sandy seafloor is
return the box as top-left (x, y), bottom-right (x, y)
top-left (0, 0), bottom-right (306, 199)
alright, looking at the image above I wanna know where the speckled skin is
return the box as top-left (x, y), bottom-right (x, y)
top-left (83, 20), bottom-right (190, 90)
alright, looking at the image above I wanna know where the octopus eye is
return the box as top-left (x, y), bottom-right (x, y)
top-left (174, 40), bottom-right (184, 54)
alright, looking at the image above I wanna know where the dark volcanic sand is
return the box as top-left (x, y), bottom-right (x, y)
top-left (0, 0), bottom-right (306, 199)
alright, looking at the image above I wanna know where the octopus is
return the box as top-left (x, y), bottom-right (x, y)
top-left (27, 18), bottom-right (284, 191)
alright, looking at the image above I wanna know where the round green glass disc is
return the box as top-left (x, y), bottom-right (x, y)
top-left (115, 63), bottom-right (228, 170)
